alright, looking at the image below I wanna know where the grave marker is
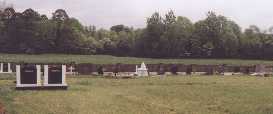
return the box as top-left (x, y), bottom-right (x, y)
top-left (44, 65), bottom-right (67, 88)
top-left (66, 65), bottom-right (76, 75)
top-left (186, 65), bottom-right (193, 75)
top-left (0, 63), bottom-right (12, 73)
top-left (170, 64), bottom-right (178, 75)
top-left (16, 64), bottom-right (68, 90)
top-left (16, 64), bottom-right (41, 88)
top-left (157, 63), bottom-right (165, 75)
top-left (135, 62), bottom-right (149, 76)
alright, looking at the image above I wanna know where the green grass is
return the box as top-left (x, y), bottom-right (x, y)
top-left (1, 74), bottom-right (273, 114)
top-left (0, 53), bottom-right (272, 65)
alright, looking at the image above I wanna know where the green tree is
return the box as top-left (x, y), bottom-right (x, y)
top-left (193, 11), bottom-right (241, 57)
top-left (161, 11), bottom-right (194, 57)
top-left (136, 12), bottom-right (164, 57)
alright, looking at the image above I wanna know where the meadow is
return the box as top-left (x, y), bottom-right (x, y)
top-left (0, 53), bottom-right (272, 65)
top-left (0, 74), bottom-right (273, 114)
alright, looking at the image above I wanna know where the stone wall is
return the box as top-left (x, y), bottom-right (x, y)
top-left (74, 64), bottom-right (267, 75)
top-left (7, 62), bottom-right (272, 75)
top-left (76, 64), bottom-right (97, 75)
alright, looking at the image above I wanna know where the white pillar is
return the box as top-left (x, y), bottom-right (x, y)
top-left (16, 65), bottom-right (21, 87)
top-left (135, 65), bottom-right (138, 75)
top-left (44, 65), bottom-right (48, 86)
top-left (8, 63), bottom-right (11, 73)
top-left (0, 63), bottom-right (3, 73)
top-left (62, 65), bottom-right (67, 85)
top-left (36, 65), bottom-right (41, 86)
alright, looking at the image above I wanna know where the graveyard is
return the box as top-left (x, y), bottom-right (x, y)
top-left (0, 74), bottom-right (273, 114)
top-left (1, 0), bottom-right (273, 113)
top-left (0, 54), bottom-right (273, 113)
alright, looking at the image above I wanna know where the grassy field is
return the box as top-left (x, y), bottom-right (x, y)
top-left (0, 53), bottom-right (272, 65)
top-left (0, 74), bottom-right (273, 114)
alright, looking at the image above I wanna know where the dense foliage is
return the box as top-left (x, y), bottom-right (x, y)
top-left (0, 8), bottom-right (273, 59)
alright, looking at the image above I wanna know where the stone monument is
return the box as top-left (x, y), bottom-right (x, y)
top-left (16, 64), bottom-right (68, 90)
top-left (16, 64), bottom-right (41, 89)
top-left (44, 65), bottom-right (67, 88)
top-left (66, 65), bottom-right (76, 75)
top-left (135, 62), bottom-right (149, 76)
top-left (0, 63), bottom-right (12, 73)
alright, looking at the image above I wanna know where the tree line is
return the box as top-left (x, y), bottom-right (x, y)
top-left (0, 7), bottom-right (273, 59)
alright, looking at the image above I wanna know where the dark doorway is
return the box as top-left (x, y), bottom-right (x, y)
top-left (48, 65), bottom-right (62, 84)
top-left (3, 63), bottom-right (8, 72)
top-left (21, 65), bottom-right (37, 84)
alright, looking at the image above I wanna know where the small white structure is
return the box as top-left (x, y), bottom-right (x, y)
top-left (44, 65), bottom-right (67, 87)
top-left (0, 63), bottom-right (12, 73)
top-left (135, 62), bottom-right (149, 76)
top-left (16, 65), bottom-right (41, 88)
top-left (66, 65), bottom-right (76, 75)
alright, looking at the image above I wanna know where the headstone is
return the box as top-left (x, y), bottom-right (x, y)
top-left (66, 65), bottom-right (76, 75)
top-left (0, 63), bottom-right (12, 73)
top-left (3, 63), bottom-right (8, 72)
top-left (16, 64), bottom-right (68, 90)
top-left (16, 64), bottom-right (41, 88)
top-left (186, 65), bottom-right (192, 75)
top-left (170, 64), bottom-right (178, 75)
top-left (136, 62), bottom-right (149, 76)
top-left (97, 66), bottom-right (104, 75)
top-left (218, 64), bottom-right (226, 75)
top-left (157, 63), bottom-right (165, 75)
top-left (44, 65), bottom-right (67, 87)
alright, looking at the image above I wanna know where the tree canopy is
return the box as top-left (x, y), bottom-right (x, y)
top-left (0, 8), bottom-right (273, 59)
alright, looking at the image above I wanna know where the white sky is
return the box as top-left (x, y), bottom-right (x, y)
top-left (6, 0), bottom-right (273, 30)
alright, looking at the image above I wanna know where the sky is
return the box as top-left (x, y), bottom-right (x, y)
top-left (5, 0), bottom-right (273, 30)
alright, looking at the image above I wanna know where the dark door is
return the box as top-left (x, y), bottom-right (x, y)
top-left (48, 65), bottom-right (62, 84)
top-left (21, 65), bottom-right (37, 84)
top-left (3, 63), bottom-right (8, 72)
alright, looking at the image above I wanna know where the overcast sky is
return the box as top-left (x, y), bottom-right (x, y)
top-left (6, 0), bottom-right (273, 30)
